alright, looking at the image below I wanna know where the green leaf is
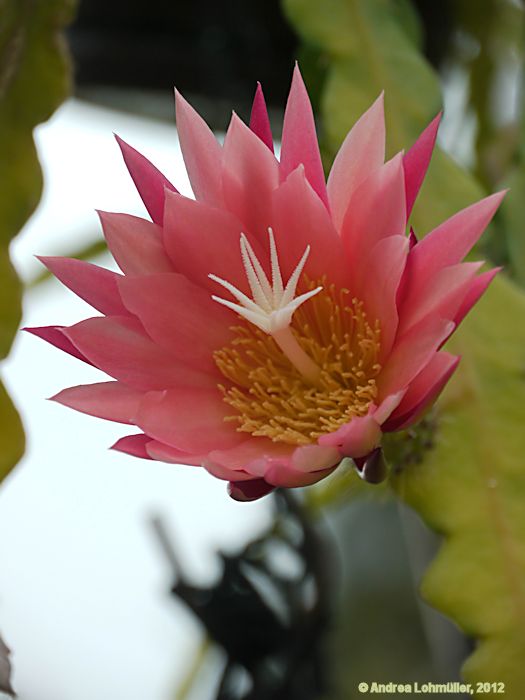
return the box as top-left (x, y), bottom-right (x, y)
top-left (392, 274), bottom-right (525, 694)
top-left (501, 166), bottom-right (525, 286)
top-left (0, 631), bottom-right (14, 696)
top-left (500, 105), bottom-right (525, 285)
top-left (282, 0), bottom-right (485, 234)
top-left (0, 0), bottom-right (75, 483)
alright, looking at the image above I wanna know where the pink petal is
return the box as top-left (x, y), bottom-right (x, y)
top-left (399, 261), bottom-right (483, 335)
top-left (378, 316), bottom-right (455, 400)
top-left (280, 64), bottom-right (328, 208)
top-left (205, 462), bottom-right (256, 483)
top-left (111, 433), bottom-right (152, 459)
top-left (402, 191), bottom-right (506, 299)
top-left (211, 440), bottom-right (338, 488)
top-left (114, 135), bottom-right (177, 224)
top-left (327, 93), bottom-right (385, 230)
top-left (64, 316), bottom-right (216, 391)
top-left (271, 165), bottom-right (347, 287)
top-left (383, 352), bottom-right (460, 431)
top-left (403, 113), bottom-right (441, 219)
top-left (372, 390), bottom-right (407, 425)
top-left (23, 325), bottom-right (94, 365)
top-left (318, 413), bottom-right (382, 459)
top-left (353, 235), bottom-right (409, 361)
top-left (249, 82), bottom-right (274, 152)
top-left (453, 267), bottom-right (500, 326)
top-left (175, 90), bottom-right (223, 206)
top-left (145, 440), bottom-right (206, 466)
top-left (50, 381), bottom-right (142, 424)
top-left (208, 438), bottom-right (294, 472)
top-left (228, 479), bottom-right (275, 502)
top-left (222, 112), bottom-right (279, 241)
top-left (38, 257), bottom-right (128, 316)
top-left (163, 191), bottom-right (255, 293)
top-left (263, 462), bottom-right (334, 488)
top-left (341, 153), bottom-right (406, 278)
top-left (291, 444), bottom-right (341, 472)
top-left (135, 388), bottom-right (242, 453)
top-left (117, 273), bottom-right (232, 373)
top-left (98, 211), bottom-right (173, 275)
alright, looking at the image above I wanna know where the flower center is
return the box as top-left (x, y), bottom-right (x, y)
top-left (214, 282), bottom-right (381, 445)
top-left (210, 232), bottom-right (382, 446)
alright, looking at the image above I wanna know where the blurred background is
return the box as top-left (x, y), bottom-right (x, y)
top-left (0, 1), bottom-right (524, 698)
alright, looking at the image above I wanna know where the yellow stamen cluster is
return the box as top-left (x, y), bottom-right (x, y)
top-left (213, 280), bottom-right (382, 445)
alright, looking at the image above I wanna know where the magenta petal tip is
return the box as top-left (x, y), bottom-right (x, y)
top-left (228, 478), bottom-right (275, 502)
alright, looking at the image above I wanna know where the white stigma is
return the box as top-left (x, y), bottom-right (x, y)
top-left (209, 228), bottom-right (323, 335)
top-left (209, 228), bottom-right (323, 385)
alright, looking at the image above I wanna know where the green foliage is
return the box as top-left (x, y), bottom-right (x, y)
top-left (392, 275), bottom-right (525, 697)
top-left (500, 100), bottom-right (525, 286)
top-left (0, 0), bottom-right (75, 481)
top-left (502, 164), bottom-right (525, 287)
top-left (282, 0), bottom-right (485, 235)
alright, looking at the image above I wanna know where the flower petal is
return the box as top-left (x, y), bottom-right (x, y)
top-left (38, 257), bottom-right (129, 316)
top-left (135, 388), bottom-right (242, 453)
top-left (64, 316), bottom-right (216, 391)
top-left (209, 440), bottom-right (338, 488)
top-left (264, 462), bottom-right (334, 488)
top-left (271, 166), bottom-right (347, 287)
top-left (222, 112), bottom-right (279, 241)
top-left (402, 191), bottom-right (506, 299)
top-left (318, 413), bottom-right (382, 459)
top-left (98, 211), bottom-right (173, 275)
top-left (378, 316), bottom-right (455, 400)
top-left (207, 438), bottom-right (294, 472)
top-left (403, 113), bottom-right (441, 220)
top-left (383, 352), bottom-right (460, 431)
top-left (145, 440), bottom-right (206, 466)
top-left (23, 325), bottom-right (94, 365)
top-left (114, 135), bottom-right (177, 224)
top-left (353, 234), bottom-right (409, 360)
top-left (249, 82), bottom-right (274, 152)
top-left (228, 479), bottom-right (275, 502)
top-left (175, 89), bottom-right (223, 206)
top-left (117, 273), bottom-right (233, 373)
top-left (50, 381), bottom-right (142, 424)
top-left (280, 64), bottom-right (328, 208)
top-left (327, 93), bottom-right (385, 230)
top-left (341, 153), bottom-right (406, 278)
top-left (372, 390), bottom-right (407, 424)
top-left (111, 433), bottom-right (153, 459)
top-left (453, 267), bottom-right (500, 326)
top-left (399, 261), bottom-right (483, 335)
top-left (163, 191), bottom-right (258, 294)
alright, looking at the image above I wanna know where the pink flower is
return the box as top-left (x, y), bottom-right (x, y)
top-left (27, 66), bottom-right (504, 501)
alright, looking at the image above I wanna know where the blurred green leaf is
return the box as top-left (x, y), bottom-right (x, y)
top-left (452, 0), bottom-right (524, 189)
top-left (392, 274), bottom-right (525, 696)
top-left (0, 632), bottom-right (14, 696)
top-left (0, 0), bottom-right (75, 482)
top-left (501, 165), bottom-right (525, 286)
top-left (282, 0), bottom-right (485, 234)
top-left (500, 96), bottom-right (525, 285)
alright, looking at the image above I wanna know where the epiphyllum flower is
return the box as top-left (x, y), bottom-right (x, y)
top-left (27, 66), bottom-right (504, 501)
